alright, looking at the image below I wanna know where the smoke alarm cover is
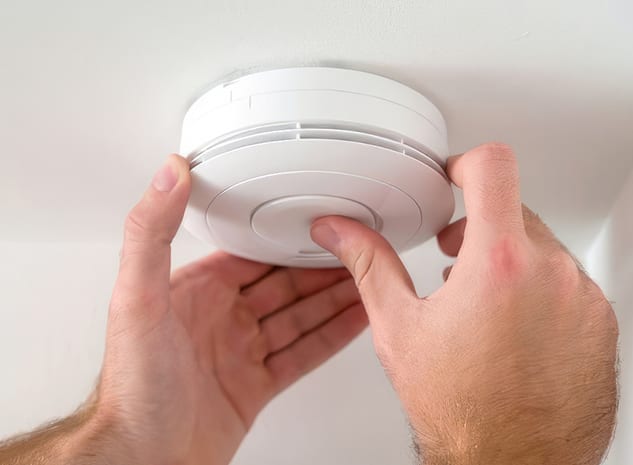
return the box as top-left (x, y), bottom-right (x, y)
top-left (180, 67), bottom-right (454, 268)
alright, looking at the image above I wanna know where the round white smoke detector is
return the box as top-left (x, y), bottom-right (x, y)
top-left (180, 67), bottom-right (454, 268)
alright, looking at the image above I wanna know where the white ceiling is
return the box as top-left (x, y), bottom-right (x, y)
top-left (1, 0), bottom-right (633, 256)
top-left (1, 1), bottom-right (633, 462)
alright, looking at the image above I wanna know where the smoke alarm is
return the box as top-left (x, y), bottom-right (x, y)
top-left (180, 67), bottom-right (454, 268)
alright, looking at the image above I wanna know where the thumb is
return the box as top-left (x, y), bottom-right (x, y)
top-left (310, 216), bottom-right (417, 326)
top-left (112, 154), bottom-right (191, 317)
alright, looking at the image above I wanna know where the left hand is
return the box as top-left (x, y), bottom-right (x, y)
top-left (79, 154), bottom-right (368, 465)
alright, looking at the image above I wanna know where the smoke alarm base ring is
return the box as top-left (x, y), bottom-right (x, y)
top-left (181, 68), bottom-right (454, 268)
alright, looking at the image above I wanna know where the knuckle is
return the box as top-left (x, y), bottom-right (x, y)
top-left (599, 300), bottom-right (619, 337)
top-left (545, 248), bottom-right (580, 279)
top-left (521, 204), bottom-right (544, 229)
top-left (488, 233), bottom-right (531, 282)
top-left (583, 279), bottom-right (619, 336)
top-left (123, 206), bottom-right (169, 250)
top-left (124, 208), bottom-right (149, 241)
top-left (605, 305), bottom-right (619, 338)
top-left (352, 246), bottom-right (376, 290)
top-left (517, 245), bottom-right (581, 309)
top-left (542, 249), bottom-right (583, 298)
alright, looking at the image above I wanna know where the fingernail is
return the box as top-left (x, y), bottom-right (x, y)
top-left (152, 158), bottom-right (178, 192)
top-left (311, 223), bottom-right (341, 255)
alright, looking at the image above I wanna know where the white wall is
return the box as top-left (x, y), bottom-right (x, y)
top-left (587, 169), bottom-right (633, 465)
top-left (0, 231), bottom-right (452, 464)
top-left (2, 180), bottom-right (628, 464)
top-left (0, 242), bottom-right (115, 434)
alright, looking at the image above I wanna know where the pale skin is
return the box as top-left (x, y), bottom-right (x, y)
top-left (0, 143), bottom-right (618, 465)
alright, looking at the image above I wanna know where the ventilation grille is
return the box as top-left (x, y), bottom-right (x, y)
top-left (189, 122), bottom-right (445, 175)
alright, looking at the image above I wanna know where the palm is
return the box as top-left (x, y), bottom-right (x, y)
top-left (100, 160), bottom-right (366, 465)
top-left (166, 251), bottom-right (367, 462)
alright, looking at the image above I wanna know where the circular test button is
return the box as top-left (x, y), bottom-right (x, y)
top-left (251, 195), bottom-right (376, 255)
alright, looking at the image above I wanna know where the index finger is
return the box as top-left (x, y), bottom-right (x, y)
top-left (446, 143), bottom-right (525, 245)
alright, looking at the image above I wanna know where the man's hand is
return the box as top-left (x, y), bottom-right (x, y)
top-left (0, 154), bottom-right (367, 465)
top-left (95, 154), bottom-right (368, 464)
top-left (311, 143), bottom-right (619, 465)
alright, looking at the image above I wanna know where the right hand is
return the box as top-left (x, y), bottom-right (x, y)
top-left (310, 143), bottom-right (619, 465)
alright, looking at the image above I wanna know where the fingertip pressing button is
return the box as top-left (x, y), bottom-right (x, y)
top-left (251, 195), bottom-right (376, 255)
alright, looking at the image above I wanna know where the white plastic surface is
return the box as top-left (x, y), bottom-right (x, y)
top-left (180, 67), bottom-right (454, 268)
top-left (252, 195), bottom-right (376, 255)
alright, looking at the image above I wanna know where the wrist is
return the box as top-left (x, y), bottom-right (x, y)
top-left (61, 401), bottom-right (139, 465)
top-left (0, 395), bottom-right (134, 465)
top-left (411, 418), bottom-right (579, 465)
top-left (412, 426), bottom-right (483, 465)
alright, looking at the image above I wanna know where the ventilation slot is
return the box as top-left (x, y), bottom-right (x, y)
top-left (189, 122), bottom-right (444, 175)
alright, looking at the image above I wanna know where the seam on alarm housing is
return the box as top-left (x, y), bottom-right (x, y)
top-left (189, 122), bottom-right (446, 175)
top-left (250, 89), bottom-right (445, 135)
top-left (185, 88), bottom-right (445, 136)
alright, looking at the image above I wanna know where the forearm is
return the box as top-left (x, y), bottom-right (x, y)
top-left (0, 398), bottom-right (129, 465)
